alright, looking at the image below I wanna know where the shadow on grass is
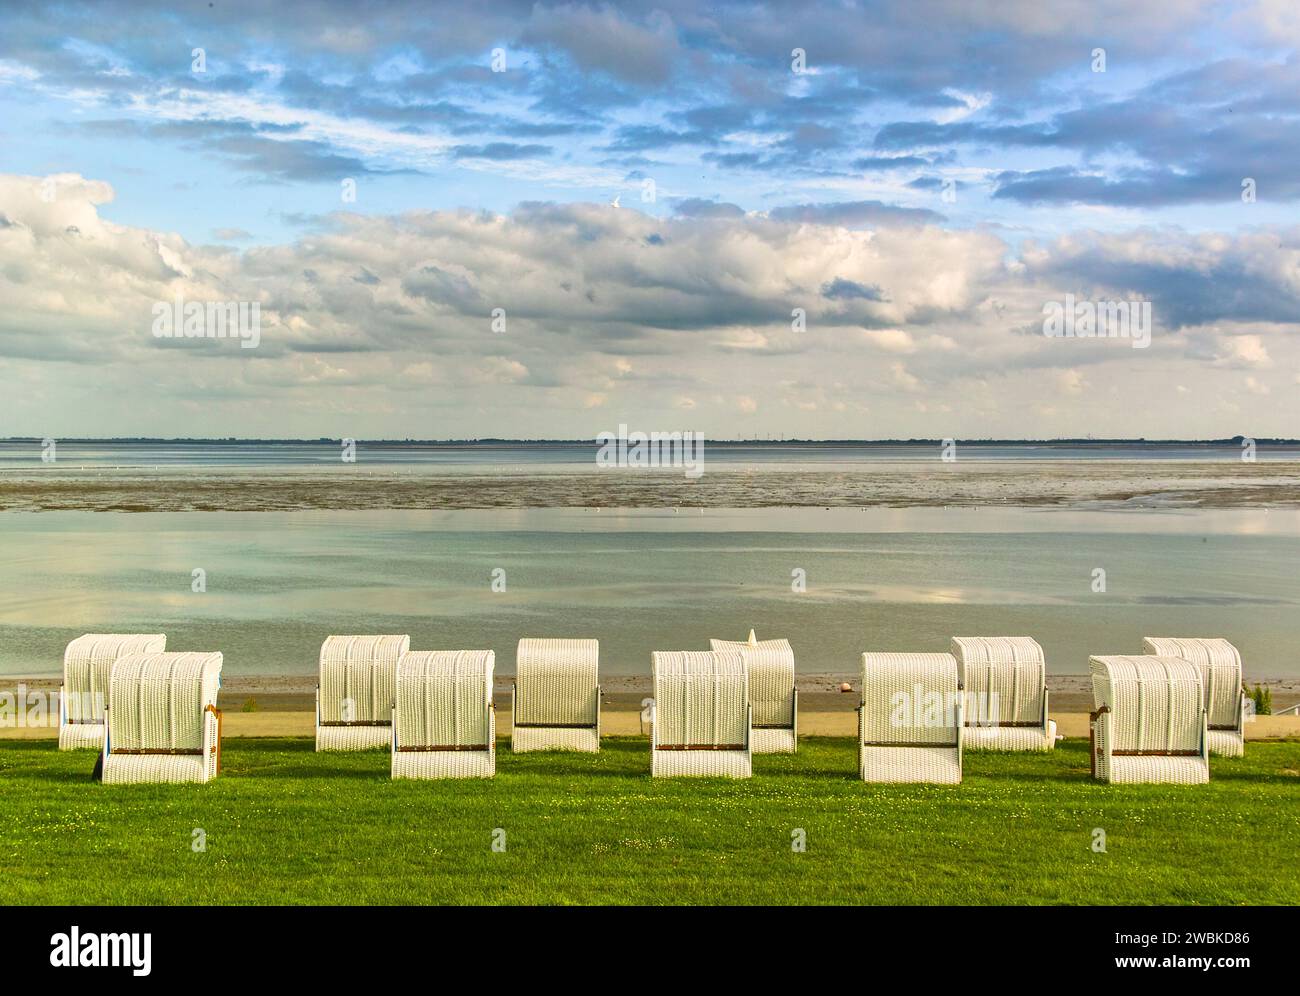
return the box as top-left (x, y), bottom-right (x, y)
top-left (1202, 770), bottom-right (1300, 784)
top-left (2, 765), bottom-right (102, 785)
top-left (231, 763), bottom-right (390, 780)
top-left (755, 762), bottom-right (862, 782)
top-left (223, 737), bottom-right (389, 778)
top-left (0, 740), bottom-right (59, 754)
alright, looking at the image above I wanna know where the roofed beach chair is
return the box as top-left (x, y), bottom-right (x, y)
top-left (391, 650), bottom-right (495, 779)
top-left (511, 638), bottom-right (600, 752)
top-left (1089, 655), bottom-right (1208, 784)
top-left (59, 633), bottom-right (166, 750)
top-left (1142, 637), bottom-right (1245, 757)
top-left (100, 652), bottom-right (223, 785)
top-left (950, 636), bottom-right (1056, 751)
top-left (651, 650), bottom-right (751, 778)
top-left (709, 630), bottom-right (796, 753)
top-left (858, 653), bottom-right (963, 783)
top-left (316, 635), bottom-right (410, 751)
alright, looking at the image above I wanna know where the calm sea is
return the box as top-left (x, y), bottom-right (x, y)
top-left (2, 502), bottom-right (1297, 677)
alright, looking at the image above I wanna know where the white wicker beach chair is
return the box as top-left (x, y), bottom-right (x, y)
top-left (511, 638), bottom-right (600, 752)
top-left (1142, 637), bottom-right (1245, 757)
top-left (100, 652), bottom-right (223, 785)
top-left (710, 630), bottom-right (796, 753)
top-left (858, 653), bottom-right (963, 784)
top-left (315, 635), bottom-right (410, 751)
top-left (651, 650), bottom-right (752, 778)
top-left (1090, 655), bottom-right (1209, 784)
top-left (391, 650), bottom-right (495, 779)
top-left (58, 633), bottom-right (166, 750)
top-left (950, 636), bottom-right (1056, 751)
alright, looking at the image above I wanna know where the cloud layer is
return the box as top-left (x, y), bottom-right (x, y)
top-left (2, 173), bottom-right (1297, 438)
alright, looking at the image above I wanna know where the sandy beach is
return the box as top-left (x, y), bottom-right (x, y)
top-left (6, 672), bottom-right (1298, 740)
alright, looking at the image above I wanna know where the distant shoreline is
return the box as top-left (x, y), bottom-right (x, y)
top-left (4, 436), bottom-right (1299, 447)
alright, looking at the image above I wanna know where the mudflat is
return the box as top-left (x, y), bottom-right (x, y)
top-left (4, 459), bottom-right (1300, 512)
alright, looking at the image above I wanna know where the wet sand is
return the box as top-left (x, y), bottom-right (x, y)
top-left (3, 460), bottom-right (1300, 512)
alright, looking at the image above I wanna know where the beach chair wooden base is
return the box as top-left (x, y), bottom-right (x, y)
top-left (859, 745), bottom-right (962, 784)
top-left (512, 724), bottom-right (599, 753)
top-left (1105, 754), bottom-right (1210, 784)
top-left (751, 726), bottom-right (796, 754)
top-left (963, 720), bottom-right (1057, 752)
top-left (102, 752), bottom-right (215, 785)
top-left (58, 722), bottom-right (105, 751)
top-left (651, 747), bottom-right (752, 778)
top-left (316, 723), bottom-right (391, 751)
top-left (391, 713), bottom-right (496, 780)
top-left (1207, 729), bottom-right (1244, 758)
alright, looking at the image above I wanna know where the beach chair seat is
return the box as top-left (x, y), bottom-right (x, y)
top-left (391, 650), bottom-right (495, 779)
top-left (651, 650), bottom-right (751, 778)
top-left (58, 633), bottom-right (167, 750)
top-left (315, 635), bottom-right (410, 750)
top-left (859, 653), bottom-right (963, 783)
top-left (950, 636), bottom-right (1056, 751)
top-left (1090, 655), bottom-right (1209, 784)
top-left (1142, 637), bottom-right (1245, 757)
top-left (710, 631), bottom-right (796, 753)
top-left (511, 638), bottom-right (600, 752)
top-left (101, 652), bottom-right (223, 784)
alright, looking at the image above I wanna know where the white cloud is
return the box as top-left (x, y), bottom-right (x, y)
top-left (863, 328), bottom-right (915, 353)
top-left (2, 173), bottom-right (1299, 438)
top-left (1215, 334), bottom-right (1273, 369)
top-left (1057, 369), bottom-right (1086, 395)
top-left (890, 362), bottom-right (921, 392)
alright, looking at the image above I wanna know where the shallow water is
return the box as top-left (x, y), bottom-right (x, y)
top-left (7, 440), bottom-right (1298, 469)
top-left (3, 506), bottom-right (1297, 677)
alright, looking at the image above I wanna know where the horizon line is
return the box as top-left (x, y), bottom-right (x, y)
top-left (3, 436), bottom-right (1294, 446)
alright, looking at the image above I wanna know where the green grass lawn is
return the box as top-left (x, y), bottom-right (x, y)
top-left (2, 736), bottom-right (1297, 905)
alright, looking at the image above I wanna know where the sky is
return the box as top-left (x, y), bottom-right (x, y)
top-left (1, 0), bottom-right (1298, 440)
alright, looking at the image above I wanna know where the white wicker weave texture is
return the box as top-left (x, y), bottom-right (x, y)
top-left (1090, 655), bottom-right (1209, 785)
top-left (651, 650), bottom-right (752, 778)
top-left (101, 651), bottom-right (223, 785)
top-left (391, 650), bottom-right (496, 779)
top-left (1142, 637), bottom-right (1245, 758)
top-left (859, 652), bottom-right (962, 784)
top-left (512, 637), bottom-right (599, 753)
top-left (710, 632), bottom-right (797, 754)
top-left (950, 636), bottom-right (1056, 752)
top-left (316, 634), bottom-right (410, 751)
top-left (58, 633), bottom-right (166, 751)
